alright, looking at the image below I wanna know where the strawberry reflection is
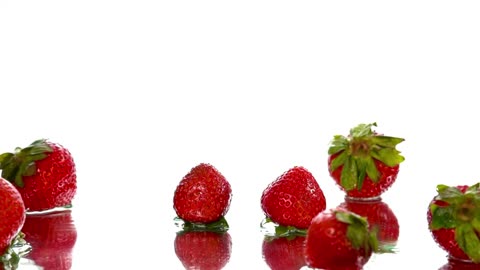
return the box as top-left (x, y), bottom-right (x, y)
top-left (439, 258), bottom-right (480, 270)
top-left (174, 231), bottom-right (232, 270)
top-left (262, 235), bottom-right (306, 270)
top-left (337, 198), bottom-right (399, 247)
top-left (22, 210), bottom-right (77, 270)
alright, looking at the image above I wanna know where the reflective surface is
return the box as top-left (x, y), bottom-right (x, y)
top-left (2, 179), bottom-right (473, 269)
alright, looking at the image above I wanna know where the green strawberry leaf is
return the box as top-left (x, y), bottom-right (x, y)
top-left (260, 217), bottom-right (307, 237)
top-left (370, 148), bottom-right (405, 167)
top-left (429, 204), bottom-right (456, 229)
top-left (455, 223), bottom-right (480, 263)
top-left (330, 151), bottom-right (348, 172)
top-left (0, 153), bottom-right (13, 169)
top-left (364, 156), bottom-right (379, 183)
top-left (370, 136), bottom-right (405, 148)
top-left (436, 185), bottom-right (463, 200)
top-left (350, 123), bottom-right (376, 138)
top-left (328, 135), bottom-right (349, 155)
top-left (467, 183), bottom-right (480, 194)
top-left (355, 157), bottom-right (367, 190)
top-left (174, 216), bottom-right (229, 233)
top-left (341, 157), bottom-right (357, 191)
top-left (336, 210), bottom-right (379, 255)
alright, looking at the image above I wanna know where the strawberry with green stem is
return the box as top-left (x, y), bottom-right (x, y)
top-left (173, 163), bottom-right (232, 226)
top-left (338, 199), bottom-right (399, 245)
top-left (0, 139), bottom-right (77, 212)
top-left (305, 207), bottom-right (380, 270)
top-left (260, 166), bottom-right (326, 230)
top-left (0, 177), bottom-right (28, 270)
top-left (428, 183), bottom-right (480, 263)
top-left (328, 122), bottom-right (405, 199)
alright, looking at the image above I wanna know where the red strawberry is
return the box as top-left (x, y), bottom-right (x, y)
top-left (173, 163), bottom-right (232, 224)
top-left (428, 183), bottom-right (480, 264)
top-left (260, 166), bottom-right (326, 230)
top-left (0, 177), bottom-right (26, 256)
top-left (22, 210), bottom-right (77, 270)
top-left (174, 231), bottom-right (232, 270)
top-left (262, 235), bottom-right (306, 270)
top-left (0, 139), bottom-right (77, 212)
top-left (439, 258), bottom-right (480, 270)
top-left (304, 208), bottom-right (378, 270)
top-left (338, 199), bottom-right (399, 245)
top-left (328, 122), bottom-right (405, 200)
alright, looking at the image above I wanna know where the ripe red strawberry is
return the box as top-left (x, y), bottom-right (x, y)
top-left (22, 210), bottom-right (77, 270)
top-left (173, 163), bottom-right (232, 224)
top-left (0, 139), bottom-right (77, 212)
top-left (262, 235), bottom-right (306, 270)
top-left (328, 122), bottom-right (405, 199)
top-left (428, 183), bottom-right (480, 264)
top-left (304, 208), bottom-right (378, 270)
top-left (260, 166), bottom-right (326, 230)
top-left (338, 199), bottom-right (399, 245)
top-left (174, 231), bottom-right (232, 270)
top-left (0, 177), bottom-right (26, 256)
top-left (439, 258), bottom-right (480, 270)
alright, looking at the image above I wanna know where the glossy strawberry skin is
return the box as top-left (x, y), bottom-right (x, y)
top-left (261, 166), bottom-right (326, 229)
top-left (22, 210), bottom-right (77, 270)
top-left (338, 199), bottom-right (399, 243)
top-left (0, 178), bottom-right (26, 255)
top-left (439, 258), bottom-right (480, 270)
top-left (174, 231), bottom-right (232, 270)
top-left (427, 185), bottom-right (472, 263)
top-left (262, 236), bottom-right (306, 270)
top-left (173, 163), bottom-right (232, 223)
top-left (18, 142), bottom-right (76, 212)
top-left (328, 153), bottom-right (399, 199)
top-left (304, 209), bottom-right (372, 270)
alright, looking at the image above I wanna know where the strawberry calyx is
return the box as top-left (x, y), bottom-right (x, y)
top-left (260, 217), bottom-right (307, 238)
top-left (328, 123), bottom-right (405, 191)
top-left (1, 233), bottom-right (31, 270)
top-left (0, 139), bottom-right (52, 188)
top-left (429, 183), bottom-right (480, 263)
top-left (174, 216), bottom-right (229, 233)
top-left (335, 210), bottom-right (379, 255)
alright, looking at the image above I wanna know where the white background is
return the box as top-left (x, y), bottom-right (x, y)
top-left (1, 1), bottom-right (480, 269)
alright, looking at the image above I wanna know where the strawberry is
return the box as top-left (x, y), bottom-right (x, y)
top-left (260, 166), bottom-right (326, 230)
top-left (304, 208), bottom-right (379, 270)
top-left (22, 210), bottom-right (77, 270)
top-left (262, 235), bottom-right (306, 270)
top-left (428, 183), bottom-right (480, 264)
top-left (0, 177), bottom-right (26, 256)
top-left (174, 231), bottom-right (232, 270)
top-left (338, 199), bottom-right (399, 245)
top-left (439, 258), bottom-right (480, 270)
top-left (0, 139), bottom-right (77, 212)
top-left (173, 163), bottom-right (232, 224)
top-left (328, 122), bottom-right (405, 199)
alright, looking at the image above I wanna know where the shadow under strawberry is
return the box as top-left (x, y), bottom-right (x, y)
top-left (262, 235), bottom-right (306, 270)
top-left (21, 210), bottom-right (77, 270)
top-left (174, 231), bottom-right (232, 270)
top-left (337, 198), bottom-right (400, 248)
